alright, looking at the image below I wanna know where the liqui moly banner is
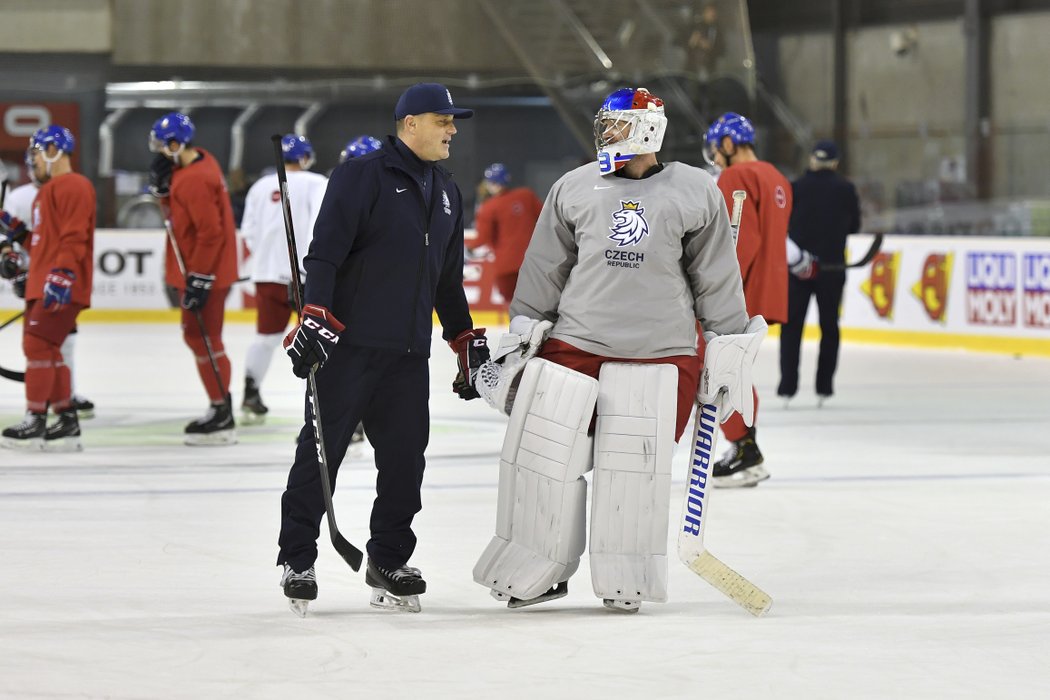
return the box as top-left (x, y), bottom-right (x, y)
top-left (816, 234), bottom-right (1050, 341)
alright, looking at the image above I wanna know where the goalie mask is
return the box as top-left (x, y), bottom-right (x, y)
top-left (594, 88), bottom-right (667, 176)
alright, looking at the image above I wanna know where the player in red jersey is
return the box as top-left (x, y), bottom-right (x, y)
top-left (0, 126), bottom-right (95, 451)
top-left (703, 112), bottom-right (792, 487)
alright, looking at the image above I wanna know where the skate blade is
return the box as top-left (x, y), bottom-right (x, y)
top-left (713, 464), bottom-right (770, 489)
top-left (369, 588), bottom-right (421, 613)
top-left (43, 437), bottom-right (83, 453)
top-left (184, 429), bottom-right (238, 446)
top-left (288, 598), bottom-right (310, 618)
top-left (76, 409), bottom-right (95, 420)
top-left (240, 409), bottom-right (266, 426)
top-left (602, 599), bottom-right (641, 613)
top-left (1, 437), bottom-right (44, 451)
top-left (505, 581), bottom-right (569, 609)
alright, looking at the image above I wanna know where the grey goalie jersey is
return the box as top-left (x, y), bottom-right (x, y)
top-left (511, 161), bottom-right (749, 358)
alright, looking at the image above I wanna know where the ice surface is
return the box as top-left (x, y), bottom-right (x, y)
top-left (0, 321), bottom-right (1047, 699)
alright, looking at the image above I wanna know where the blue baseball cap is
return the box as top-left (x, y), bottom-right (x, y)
top-left (812, 139), bottom-right (839, 162)
top-left (394, 83), bottom-right (474, 120)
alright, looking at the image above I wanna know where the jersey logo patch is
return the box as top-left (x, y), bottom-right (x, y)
top-left (442, 190), bottom-right (451, 215)
top-left (608, 200), bottom-right (649, 247)
top-left (775, 185), bottom-right (787, 209)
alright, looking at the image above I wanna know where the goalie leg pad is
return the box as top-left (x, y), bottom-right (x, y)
top-left (473, 358), bottom-right (598, 602)
top-left (589, 363), bottom-right (678, 604)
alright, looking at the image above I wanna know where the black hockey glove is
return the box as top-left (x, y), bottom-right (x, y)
top-left (181, 272), bottom-right (215, 310)
top-left (12, 271), bottom-right (26, 299)
top-left (0, 211), bottom-right (29, 245)
top-left (1, 248), bottom-right (22, 279)
top-left (284, 304), bottom-right (345, 378)
top-left (148, 153), bottom-right (174, 198)
top-left (450, 328), bottom-right (490, 400)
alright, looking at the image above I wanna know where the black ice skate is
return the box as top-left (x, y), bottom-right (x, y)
top-left (498, 581), bottom-right (569, 609)
top-left (365, 559), bottom-right (426, 613)
top-left (712, 427), bottom-right (769, 488)
top-left (1, 412), bottom-right (46, 451)
top-left (184, 400), bottom-right (237, 446)
top-left (71, 395), bottom-right (95, 420)
top-left (240, 377), bottom-right (268, 425)
top-left (280, 564), bottom-right (317, 618)
top-left (44, 409), bottom-right (82, 452)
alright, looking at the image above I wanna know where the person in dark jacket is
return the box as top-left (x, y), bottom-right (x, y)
top-left (276, 83), bottom-right (490, 614)
top-left (777, 140), bottom-right (861, 405)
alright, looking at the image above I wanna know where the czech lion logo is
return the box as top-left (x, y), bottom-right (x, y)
top-left (608, 200), bottom-right (649, 247)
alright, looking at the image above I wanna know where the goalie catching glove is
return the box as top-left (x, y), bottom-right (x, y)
top-left (449, 328), bottom-right (490, 400)
top-left (284, 304), bottom-right (344, 378)
top-left (473, 315), bottom-right (554, 414)
top-left (700, 315), bottom-right (768, 426)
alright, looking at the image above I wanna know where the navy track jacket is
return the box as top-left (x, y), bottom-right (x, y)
top-left (302, 136), bottom-right (473, 356)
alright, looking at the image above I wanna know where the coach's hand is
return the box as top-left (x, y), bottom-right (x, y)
top-left (450, 328), bottom-right (490, 400)
top-left (284, 304), bottom-right (344, 378)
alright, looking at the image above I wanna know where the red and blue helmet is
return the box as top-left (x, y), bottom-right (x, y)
top-left (149, 112), bottom-right (195, 153)
top-left (30, 125), bottom-right (76, 155)
top-left (339, 135), bottom-right (382, 163)
top-left (593, 87), bottom-right (667, 176)
top-left (281, 134), bottom-right (315, 168)
top-left (483, 162), bottom-right (511, 186)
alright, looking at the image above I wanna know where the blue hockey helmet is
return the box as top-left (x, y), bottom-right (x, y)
top-left (281, 133), bottom-right (315, 169)
top-left (30, 125), bottom-right (76, 155)
top-left (593, 87), bottom-right (667, 175)
top-left (483, 162), bottom-right (511, 187)
top-left (704, 112), bottom-right (755, 166)
top-left (339, 135), bottom-right (382, 163)
top-left (149, 112), bottom-right (195, 153)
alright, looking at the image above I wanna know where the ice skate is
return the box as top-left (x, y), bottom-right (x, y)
top-left (71, 395), bottom-right (95, 420)
top-left (500, 581), bottom-right (569, 609)
top-left (280, 564), bottom-right (317, 618)
top-left (1, 412), bottom-right (46, 451)
top-left (817, 393), bottom-right (832, 408)
top-left (184, 400), bottom-right (237, 446)
top-left (712, 427), bottom-right (769, 488)
top-left (44, 409), bottom-right (82, 453)
top-left (365, 559), bottom-right (425, 613)
top-left (240, 377), bottom-right (268, 425)
top-left (602, 598), bottom-right (641, 614)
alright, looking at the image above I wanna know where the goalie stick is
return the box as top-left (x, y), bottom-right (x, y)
top-left (821, 233), bottom-right (884, 271)
top-left (270, 134), bottom-right (363, 573)
top-left (676, 189), bottom-right (773, 617)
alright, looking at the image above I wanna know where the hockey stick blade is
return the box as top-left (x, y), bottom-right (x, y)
top-left (0, 312), bottom-right (26, 382)
top-left (678, 398), bottom-right (773, 616)
top-left (688, 551), bottom-right (772, 617)
top-left (823, 233), bottom-right (883, 271)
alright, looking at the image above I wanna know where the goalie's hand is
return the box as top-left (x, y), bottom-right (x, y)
top-left (700, 315), bottom-right (768, 426)
top-left (449, 328), bottom-right (490, 400)
top-left (284, 304), bottom-right (344, 378)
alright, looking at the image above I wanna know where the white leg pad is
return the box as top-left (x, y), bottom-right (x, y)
top-left (589, 363), bottom-right (678, 603)
top-left (473, 358), bottom-right (598, 601)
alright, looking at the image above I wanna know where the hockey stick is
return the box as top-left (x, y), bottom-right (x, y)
top-left (157, 203), bottom-right (231, 407)
top-left (271, 134), bottom-right (363, 573)
top-left (0, 311), bottom-right (27, 382)
top-left (821, 233), bottom-right (883, 271)
top-left (676, 189), bottom-right (773, 617)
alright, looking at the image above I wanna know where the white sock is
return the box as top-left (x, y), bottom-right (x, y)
top-left (244, 332), bottom-right (283, 385)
